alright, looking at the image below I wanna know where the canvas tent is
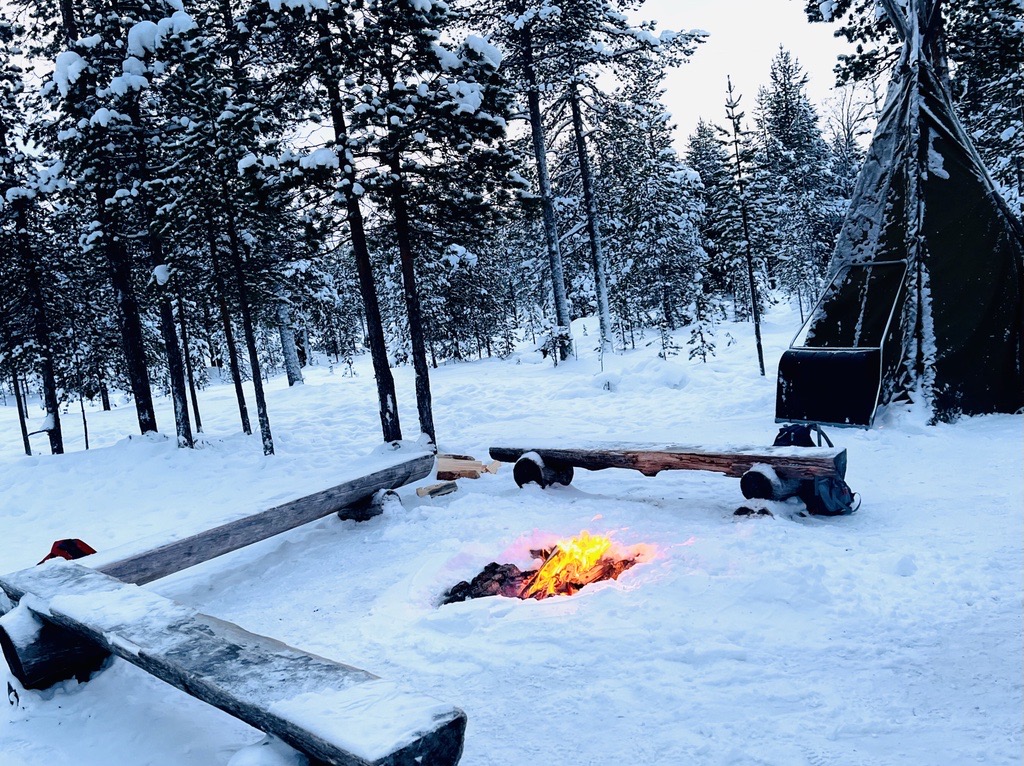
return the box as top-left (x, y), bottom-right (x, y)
top-left (776, 0), bottom-right (1024, 427)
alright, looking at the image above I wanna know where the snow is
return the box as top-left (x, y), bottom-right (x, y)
top-left (126, 12), bottom-right (196, 57)
top-left (227, 736), bottom-right (307, 766)
top-left (1, 305), bottom-right (1021, 766)
top-left (432, 42), bottom-right (463, 71)
top-left (270, 681), bottom-right (455, 762)
top-left (926, 128), bottom-right (949, 180)
top-left (446, 81), bottom-right (484, 114)
top-left (126, 20), bottom-right (161, 57)
top-left (237, 153), bottom-right (259, 173)
top-left (464, 35), bottom-right (502, 69)
top-left (52, 51), bottom-right (87, 97)
top-left (297, 148), bottom-right (339, 170)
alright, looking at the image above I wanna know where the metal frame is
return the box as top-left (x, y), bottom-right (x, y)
top-left (790, 260), bottom-right (908, 351)
top-left (779, 260), bottom-right (909, 429)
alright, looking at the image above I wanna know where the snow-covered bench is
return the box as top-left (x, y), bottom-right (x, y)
top-left (93, 446), bottom-right (436, 586)
top-left (0, 562), bottom-right (465, 766)
top-left (489, 442), bottom-right (847, 504)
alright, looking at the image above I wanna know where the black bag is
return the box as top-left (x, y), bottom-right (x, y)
top-left (775, 424), bottom-right (856, 514)
top-left (773, 423), bottom-right (833, 448)
top-left (800, 476), bottom-right (860, 516)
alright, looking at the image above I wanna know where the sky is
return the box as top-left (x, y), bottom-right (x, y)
top-left (636, 0), bottom-right (858, 148)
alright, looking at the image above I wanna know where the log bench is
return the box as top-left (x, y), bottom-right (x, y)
top-left (489, 442), bottom-right (847, 503)
top-left (0, 446), bottom-right (466, 764)
top-left (0, 562), bottom-right (465, 766)
top-left (89, 447), bottom-right (436, 586)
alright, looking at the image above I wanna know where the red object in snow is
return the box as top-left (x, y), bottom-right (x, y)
top-left (38, 539), bottom-right (97, 565)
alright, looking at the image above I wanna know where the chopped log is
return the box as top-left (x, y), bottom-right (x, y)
top-left (490, 442), bottom-right (846, 484)
top-left (512, 452), bottom-right (574, 489)
top-left (87, 449), bottom-right (434, 586)
top-left (0, 562), bottom-right (466, 766)
top-left (436, 454), bottom-right (500, 481)
top-left (416, 481), bottom-right (459, 498)
top-left (739, 463), bottom-right (805, 501)
top-left (0, 606), bottom-right (108, 689)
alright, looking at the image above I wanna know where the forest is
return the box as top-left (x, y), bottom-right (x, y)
top-left (1, 0), bottom-right (1020, 455)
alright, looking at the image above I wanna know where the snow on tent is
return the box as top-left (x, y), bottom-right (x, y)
top-left (776, 0), bottom-right (1024, 428)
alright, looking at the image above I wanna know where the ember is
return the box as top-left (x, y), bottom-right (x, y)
top-left (442, 531), bottom-right (644, 604)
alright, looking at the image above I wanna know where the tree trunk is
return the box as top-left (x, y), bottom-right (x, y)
top-left (388, 155), bottom-right (435, 444)
top-left (276, 299), bottom-right (304, 387)
top-left (129, 99), bottom-right (193, 449)
top-left (16, 203), bottom-right (63, 454)
top-left (208, 221), bottom-right (251, 435)
top-left (317, 13), bottom-right (402, 442)
top-left (78, 393), bottom-right (89, 451)
top-left (99, 381), bottom-right (111, 411)
top-left (98, 192), bottom-right (158, 434)
top-left (568, 85), bottom-right (612, 353)
top-left (12, 372), bottom-right (31, 456)
top-left (176, 288), bottom-right (203, 433)
top-left (521, 25), bottom-right (572, 361)
top-left (222, 199), bottom-right (274, 455)
top-left (158, 296), bottom-right (194, 447)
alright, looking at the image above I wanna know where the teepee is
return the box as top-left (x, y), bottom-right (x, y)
top-left (776, 0), bottom-right (1024, 427)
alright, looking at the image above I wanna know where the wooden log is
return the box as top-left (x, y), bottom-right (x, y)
top-left (491, 442), bottom-right (846, 482)
top-left (416, 481), bottom-right (459, 498)
top-left (337, 489), bottom-right (402, 522)
top-left (435, 454), bottom-right (500, 481)
top-left (0, 605), bottom-right (109, 689)
top-left (512, 452), bottom-right (575, 488)
top-left (0, 562), bottom-right (466, 766)
top-left (87, 449), bottom-right (434, 586)
top-left (739, 463), bottom-right (805, 501)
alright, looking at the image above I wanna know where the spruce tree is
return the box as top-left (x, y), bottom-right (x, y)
top-left (721, 77), bottom-right (767, 376)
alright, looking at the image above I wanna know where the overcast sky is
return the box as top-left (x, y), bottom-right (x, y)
top-left (636, 0), bottom-right (857, 148)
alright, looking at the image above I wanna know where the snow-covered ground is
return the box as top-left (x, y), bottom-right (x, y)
top-left (1, 305), bottom-right (1021, 766)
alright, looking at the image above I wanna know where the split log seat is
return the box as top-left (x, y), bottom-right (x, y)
top-left (0, 562), bottom-right (465, 766)
top-left (88, 448), bottom-right (436, 586)
top-left (489, 442), bottom-right (847, 502)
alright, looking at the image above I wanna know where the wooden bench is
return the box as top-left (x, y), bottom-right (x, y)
top-left (0, 562), bottom-right (465, 766)
top-left (0, 447), bottom-right (467, 764)
top-left (489, 442), bottom-right (847, 503)
top-left (89, 447), bottom-right (436, 586)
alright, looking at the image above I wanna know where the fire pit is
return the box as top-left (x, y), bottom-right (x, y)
top-left (442, 531), bottom-right (650, 604)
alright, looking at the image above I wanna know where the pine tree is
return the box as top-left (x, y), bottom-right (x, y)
top-left (721, 77), bottom-right (767, 376)
top-left (755, 48), bottom-right (839, 314)
top-left (592, 63), bottom-right (711, 358)
top-left (0, 16), bottom-right (64, 454)
top-left (348, 2), bottom-right (519, 443)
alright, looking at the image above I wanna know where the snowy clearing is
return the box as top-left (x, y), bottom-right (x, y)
top-left (1, 306), bottom-right (1021, 766)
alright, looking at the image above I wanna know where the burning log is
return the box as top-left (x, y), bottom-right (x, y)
top-left (442, 531), bottom-right (642, 605)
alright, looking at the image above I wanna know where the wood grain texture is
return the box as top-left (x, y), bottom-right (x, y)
top-left (490, 443), bottom-right (846, 481)
top-left (0, 563), bottom-right (465, 766)
top-left (93, 451), bottom-right (434, 585)
top-left (0, 605), bottom-right (109, 689)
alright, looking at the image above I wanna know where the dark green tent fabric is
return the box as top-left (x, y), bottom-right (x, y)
top-left (777, 1), bottom-right (1024, 426)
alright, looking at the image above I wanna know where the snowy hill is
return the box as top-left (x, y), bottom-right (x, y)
top-left (1, 307), bottom-right (1021, 766)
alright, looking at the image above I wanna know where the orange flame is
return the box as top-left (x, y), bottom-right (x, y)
top-left (519, 530), bottom-right (619, 600)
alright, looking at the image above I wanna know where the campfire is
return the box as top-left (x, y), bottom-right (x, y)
top-left (443, 531), bottom-right (648, 604)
